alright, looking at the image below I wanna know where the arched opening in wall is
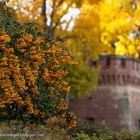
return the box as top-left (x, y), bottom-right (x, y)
top-left (121, 59), bottom-right (126, 68)
top-left (88, 96), bottom-right (92, 100)
top-left (85, 117), bottom-right (95, 123)
top-left (106, 57), bottom-right (111, 68)
top-left (107, 74), bottom-right (111, 83)
top-left (102, 74), bottom-right (105, 83)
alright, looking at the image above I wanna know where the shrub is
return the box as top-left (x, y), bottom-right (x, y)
top-left (0, 4), bottom-right (77, 128)
top-left (72, 131), bottom-right (140, 140)
top-left (69, 121), bottom-right (140, 140)
top-left (0, 120), bottom-right (71, 140)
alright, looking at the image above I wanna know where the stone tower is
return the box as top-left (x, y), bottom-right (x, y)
top-left (70, 55), bottom-right (140, 131)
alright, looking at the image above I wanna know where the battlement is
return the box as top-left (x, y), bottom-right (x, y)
top-left (94, 55), bottom-right (140, 86)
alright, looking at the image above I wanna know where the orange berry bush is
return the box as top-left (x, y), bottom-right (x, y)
top-left (0, 5), bottom-right (76, 128)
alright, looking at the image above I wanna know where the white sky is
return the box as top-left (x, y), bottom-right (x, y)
top-left (8, 0), bottom-right (80, 30)
top-left (61, 7), bottom-right (80, 30)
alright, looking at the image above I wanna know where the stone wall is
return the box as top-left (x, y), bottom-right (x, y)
top-left (70, 55), bottom-right (140, 131)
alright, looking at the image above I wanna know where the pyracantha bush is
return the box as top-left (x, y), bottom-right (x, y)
top-left (0, 5), bottom-right (77, 128)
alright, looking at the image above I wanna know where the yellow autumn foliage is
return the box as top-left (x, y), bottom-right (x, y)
top-left (70, 0), bottom-right (140, 61)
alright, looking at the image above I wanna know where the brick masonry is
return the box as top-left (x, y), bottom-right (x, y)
top-left (70, 55), bottom-right (140, 131)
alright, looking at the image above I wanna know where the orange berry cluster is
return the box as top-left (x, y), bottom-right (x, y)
top-left (0, 5), bottom-right (77, 127)
top-left (0, 30), bottom-right (77, 127)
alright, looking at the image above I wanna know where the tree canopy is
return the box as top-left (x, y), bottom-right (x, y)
top-left (70, 0), bottom-right (140, 61)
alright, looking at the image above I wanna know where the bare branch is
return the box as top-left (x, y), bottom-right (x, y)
top-left (54, 1), bottom-right (73, 30)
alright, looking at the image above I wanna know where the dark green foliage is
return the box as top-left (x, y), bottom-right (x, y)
top-left (67, 60), bottom-right (99, 96)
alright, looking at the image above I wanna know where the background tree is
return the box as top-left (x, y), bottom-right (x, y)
top-left (8, 0), bottom-right (83, 35)
top-left (70, 0), bottom-right (140, 62)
